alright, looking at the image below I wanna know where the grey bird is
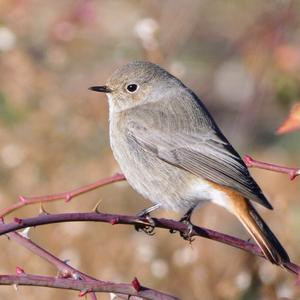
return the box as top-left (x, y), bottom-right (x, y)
top-left (90, 60), bottom-right (290, 265)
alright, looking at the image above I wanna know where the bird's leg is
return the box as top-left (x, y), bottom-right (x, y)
top-left (171, 206), bottom-right (196, 242)
top-left (137, 203), bottom-right (161, 217)
top-left (180, 207), bottom-right (195, 242)
top-left (134, 203), bottom-right (161, 235)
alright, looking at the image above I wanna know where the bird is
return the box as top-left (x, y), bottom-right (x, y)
top-left (89, 60), bottom-right (290, 266)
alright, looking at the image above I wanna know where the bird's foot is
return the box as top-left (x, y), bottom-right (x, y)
top-left (134, 205), bottom-right (160, 236)
top-left (179, 217), bottom-right (195, 243)
top-left (135, 215), bottom-right (156, 236)
top-left (170, 211), bottom-right (195, 243)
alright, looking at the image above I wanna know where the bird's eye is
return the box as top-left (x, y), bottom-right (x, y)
top-left (126, 84), bottom-right (139, 93)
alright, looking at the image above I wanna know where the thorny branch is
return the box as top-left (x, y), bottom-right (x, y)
top-left (1, 211), bottom-right (299, 276)
top-left (1, 154), bottom-right (300, 298)
top-left (3, 154), bottom-right (300, 220)
top-left (8, 231), bottom-right (99, 300)
top-left (244, 155), bottom-right (300, 180)
top-left (3, 230), bottom-right (178, 300)
top-left (0, 172), bottom-right (125, 218)
top-left (0, 274), bottom-right (179, 300)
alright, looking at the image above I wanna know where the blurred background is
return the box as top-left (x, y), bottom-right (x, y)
top-left (0, 1), bottom-right (300, 299)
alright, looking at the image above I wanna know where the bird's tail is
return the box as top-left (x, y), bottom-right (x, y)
top-left (234, 198), bottom-right (290, 265)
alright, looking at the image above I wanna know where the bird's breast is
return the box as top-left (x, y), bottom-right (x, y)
top-left (109, 116), bottom-right (232, 212)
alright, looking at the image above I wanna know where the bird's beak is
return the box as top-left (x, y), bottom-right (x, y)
top-left (89, 85), bottom-right (112, 93)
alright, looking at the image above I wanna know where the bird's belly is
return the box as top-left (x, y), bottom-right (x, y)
top-left (110, 131), bottom-right (229, 211)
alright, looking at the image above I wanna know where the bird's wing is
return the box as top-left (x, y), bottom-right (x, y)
top-left (125, 99), bottom-right (272, 209)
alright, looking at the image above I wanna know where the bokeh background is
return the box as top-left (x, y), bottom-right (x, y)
top-left (0, 1), bottom-right (300, 299)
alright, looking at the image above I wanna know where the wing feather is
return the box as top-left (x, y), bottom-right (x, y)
top-left (126, 115), bottom-right (272, 209)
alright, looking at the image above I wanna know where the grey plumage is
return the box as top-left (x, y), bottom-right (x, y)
top-left (108, 61), bottom-right (271, 210)
top-left (90, 60), bottom-right (290, 265)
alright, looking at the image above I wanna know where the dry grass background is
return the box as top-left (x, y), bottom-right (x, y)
top-left (0, 1), bottom-right (300, 299)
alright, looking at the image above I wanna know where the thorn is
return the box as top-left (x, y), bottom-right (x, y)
top-left (64, 193), bottom-right (73, 203)
top-left (115, 172), bottom-right (125, 179)
top-left (110, 293), bottom-right (118, 300)
top-left (12, 283), bottom-right (18, 291)
top-left (134, 219), bottom-right (153, 226)
top-left (110, 217), bottom-right (119, 225)
top-left (243, 155), bottom-right (253, 167)
top-left (16, 266), bottom-right (25, 275)
top-left (92, 199), bottom-right (102, 213)
top-left (39, 204), bottom-right (50, 216)
top-left (14, 218), bottom-right (23, 225)
top-left (58, 269), bottom-right (72, 279)
top-left (63, 259), bottom-right (70, 264)
top-left (78, 289), bottom-right (91, 297)
top-left (131, 277), bottom-right (141, 292)
top-left (72, 272), bottom-right (82, 280)
top-left (289, 170), bottom-right (297, 180)
top-left (20, 227), bottom-right (31, 239)
top-left (134, 218), bottom-right (156, 236)
top-left (18, 196), bottom-right (27, 203)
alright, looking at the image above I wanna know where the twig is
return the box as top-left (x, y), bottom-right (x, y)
top-left (6, 230), bottom-right (175, 300)
top-left (1, 211), bottom-right (298, 276)
top-left (7, 231), bottom-right (99, 299)
top-left (244, 155), bottom-right (300, 180)
top-left (0, 173), bottom-right (125, 218)
top-left (0, 274), bottom-right (179, 300)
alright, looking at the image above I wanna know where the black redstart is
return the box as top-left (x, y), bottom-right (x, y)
top-left (90, 60), bottom-right (290, 265)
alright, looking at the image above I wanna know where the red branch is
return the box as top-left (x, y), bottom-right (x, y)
top-left (6, 230), bottom-right (175, 300)
top-left (0, 274), bottom-right (178, 300)
top-left (0, 173), bottom-right (125, 218)
top-left (244, 155), bottom-right (300, 180)
top-left (0, 211), bottom-right (299, 276)
top-left (8, 231), bottom-right (99, 300)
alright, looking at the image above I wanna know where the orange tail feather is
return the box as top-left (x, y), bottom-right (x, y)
top-left (235, 198), bottom-right (290, 265)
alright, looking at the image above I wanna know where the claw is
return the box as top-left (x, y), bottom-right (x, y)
top-left (134, 215), bottom-right (156, 236)
top-left (170, 206), bottom-right (196, 242)
top-left (179, 220), bottom-right (195, 243)
top-left (135, 205), bottom-right (160, 236)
